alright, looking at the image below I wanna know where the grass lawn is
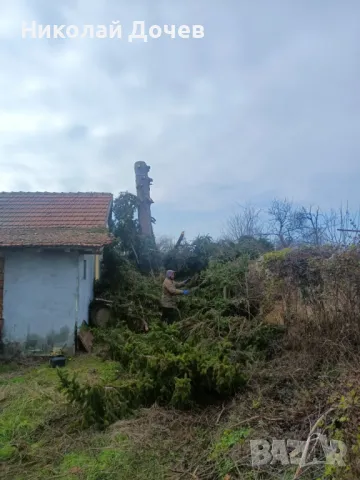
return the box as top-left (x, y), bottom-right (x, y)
top-left (0, 355), bottom-right (171, 480)
top-left (2, 352), bottom-right (347, 480)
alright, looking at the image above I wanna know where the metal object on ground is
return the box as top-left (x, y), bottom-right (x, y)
top-left (49, 355), bottom-right (66, 368)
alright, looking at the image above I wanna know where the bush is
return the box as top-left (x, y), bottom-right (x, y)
top-left (262, 246), bottom-right (360, 360)
top-left (58, 317), bottom-right (283, 428)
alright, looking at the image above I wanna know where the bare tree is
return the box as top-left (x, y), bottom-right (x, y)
top-left (267, 198), bottom-right (305, 248)
top-left (156, 235), bottom-right (175, 253)
top-left (224, 203), bottom-right (264, 241)
top-left (298, 205), bottom-right (326, 246)
top-left (225, 198), bottom-right (360, 250)
top-left (323, 204), bottom-right (360, 246)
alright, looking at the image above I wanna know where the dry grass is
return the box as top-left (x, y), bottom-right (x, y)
top-left (1, 351), bottom-right (359, 480)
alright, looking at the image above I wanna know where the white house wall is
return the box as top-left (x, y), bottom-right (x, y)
top-left (2, 249), bottom-right (81, 353)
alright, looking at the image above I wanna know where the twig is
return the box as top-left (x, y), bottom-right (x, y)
top-left (130, 242), bottom-right (140, 265)
top-left (232, 459), bottom-right (243, 478)
top-left (170, 468), bottom-right (195, 480)
top-left (216, 404), bottom-right (226, 424)
top-left (230, 415), bottom-right (283, 429)
top-left (138, 301), bottom-right (149, 332)
top-left (244, 271), bottom-right (251, 320)
top-left (293, 407), bottom-right (335, 479)
top-left (229, 415), bottom-right (260, 428)
top-left (263, 416), bottom-right (285, 422)
top-left (191, 465), bottom-right (199, 478)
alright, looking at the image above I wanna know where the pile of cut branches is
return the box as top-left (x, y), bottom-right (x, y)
top-left (58, 314), bottom-right (283, 428)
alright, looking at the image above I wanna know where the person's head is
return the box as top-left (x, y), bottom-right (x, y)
top-left (166, 270), bottom-right (175, 280)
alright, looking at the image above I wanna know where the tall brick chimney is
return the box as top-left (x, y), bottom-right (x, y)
top-left (134, 161), bottom-right (154, 236)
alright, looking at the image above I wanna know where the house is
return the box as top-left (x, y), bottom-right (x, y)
top-left (0, 192), bottom-right (113, 354)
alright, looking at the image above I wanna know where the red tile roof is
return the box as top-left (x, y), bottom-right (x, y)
top-left (0, 192), bottom-right (113, 248)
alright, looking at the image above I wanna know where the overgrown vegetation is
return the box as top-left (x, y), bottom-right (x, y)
top-left (58, 317), bottom-right (282, 429)
top-left (3, 192), bottom-right (360, 479)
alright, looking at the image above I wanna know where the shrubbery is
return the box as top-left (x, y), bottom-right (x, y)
top-left (58, 191), bottom-right (360, 453)
top-left (58, 216), bottom-right (284, 428)
top-left (262, 245), bottom-right (360, 358)
top-left (58, 315), bottom-right (283, 428)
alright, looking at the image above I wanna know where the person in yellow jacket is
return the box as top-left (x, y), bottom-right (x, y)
top-left (161, 270), bottom-right (190, 324)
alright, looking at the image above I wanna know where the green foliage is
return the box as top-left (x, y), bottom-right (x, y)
top-left (211, 427), bottom-right (252, 458)
top-left (96, 239), bottom-right (147, 295)
top-left (179, 255), bottom-right (265, 320)
top-left (263, 246), bottom-right (335, 282)
top-left (94, 245), bottom-right (162, 330)
top-left (163, 235), bottom-right (272, 278)
top-left (263, 247), bottom-right (292, 267)
top-left (171, 376), bottom-right (192, 408)
top-left (57, 446), bottom-right (168, 480)
top-left (210, 427), bottom-right (252, 478)
top-left (65, 197), bottom-right (284, 428)
top-left (106, 191), bottom-right (162, 275)
top-left (61, 191), bottom-right (285, 432)
top-left (163, 234), bottom-right (218, 276)
top-left (96, 195), bottom-right (276, 335)
top-left (320, 385), bottom-right (360, 479)
top-left (198, 256), bottom-right (250, 299)
top-left (57, 369), bottom-right (130, 428)
top-left (58, 318), bottom-right (282, 428)
top-left (0, 444), bottom-right (16, 461)
top-left (217, 236), bottom-right (274, 262)
top-left (111, 192), bottom-right (143, 267)
top-left (0, 357), bottom-right (175, 480)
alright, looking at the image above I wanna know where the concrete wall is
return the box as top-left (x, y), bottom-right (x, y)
top-left (1, 249), bottom-right (95, 353)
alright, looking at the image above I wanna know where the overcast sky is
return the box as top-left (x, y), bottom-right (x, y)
top-left (0, 1), bottom-right (359, 240)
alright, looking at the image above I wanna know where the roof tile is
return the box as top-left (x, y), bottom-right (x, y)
top-left (0, 192), bottom-right (113, 248)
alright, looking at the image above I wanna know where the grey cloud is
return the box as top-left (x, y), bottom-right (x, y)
top-left (0, 0), bottom-right (359, 238)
